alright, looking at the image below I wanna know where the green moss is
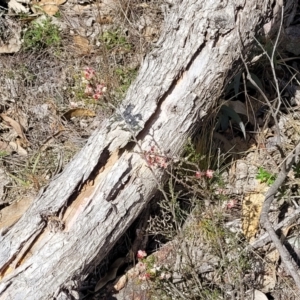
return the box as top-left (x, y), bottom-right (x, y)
top-left (23, 18), bottom-right (61, 50)
top-left (114, 67), bottom-right (137, 97)
top-left (99, 30), bottom-right (132, 51)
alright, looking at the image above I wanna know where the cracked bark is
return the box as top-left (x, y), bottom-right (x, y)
top-left (0, 0), bottom-right (274, 298)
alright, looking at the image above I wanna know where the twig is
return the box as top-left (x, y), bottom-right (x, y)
top-left (237, 9), bottom-right (283, 146)
top-left (239, 49), bottom-right (281, 145)
top-left (271, 5), bottom-right (284, 117)
top-left (167, 280), bottom-right (187, 299)
top-left (253, 5), bottom-right (284, 117)
top-left (236, 13), bottom-right (300, 286)
top-left (248, 205), bottom-right (300, 250)
top-left (260, 141), bottom-right (300, 290)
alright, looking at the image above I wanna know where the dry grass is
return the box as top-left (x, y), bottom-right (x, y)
top-left (0, 0), bottom-right (163, 206)
top-left (1, 1), bottom-right (300, 299)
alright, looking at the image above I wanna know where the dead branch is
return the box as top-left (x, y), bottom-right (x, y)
top-left (260, 142), bottom-right (300, 290)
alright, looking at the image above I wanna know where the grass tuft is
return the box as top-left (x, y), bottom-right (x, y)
top-left (23, 17), bottom-right (61, 50)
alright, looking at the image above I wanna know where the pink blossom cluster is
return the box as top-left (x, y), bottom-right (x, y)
top-left (136, 250), bottom-right (151, 280)
top-left (137, 250), bottom-right (147, 259)
top-left (82, 67), bottom-right (106, 100)
top-left (139, 272), bottom-right (151, 281)
top-left (195, 169), bottom-right (214, 179)
top-left (224, 199), bottom-right (238, 209)
top-left (136, 250), bottom-right (172, 281)
top-left (83, 67), bottom-right (95, 80)
top-left (144, 146), bottom-right (168, 169)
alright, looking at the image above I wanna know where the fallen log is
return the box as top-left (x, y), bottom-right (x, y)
top-left (0, 0), bottom-right (274, 298)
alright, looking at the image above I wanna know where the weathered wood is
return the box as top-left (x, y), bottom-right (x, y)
top-left (0, 0), bottom-right (274, 298)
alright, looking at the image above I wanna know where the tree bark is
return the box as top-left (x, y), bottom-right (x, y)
top-left (0, 0), bottom-right (274, 298)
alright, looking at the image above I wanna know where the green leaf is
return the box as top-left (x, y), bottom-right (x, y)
top-left (233, 71), bottom-right (242, 98)
top-left (220, 105), bottom-right (246, 139)
top-left (220, 113), bottom-right (229, 132)
top-left (256, 167), bottom-right (276, 185)
top-left (247, 72), bottom-right (264, 92)
top-left (225, 72), bottom-right (242, 98)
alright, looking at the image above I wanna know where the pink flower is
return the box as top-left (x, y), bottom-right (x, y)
top-left (83, 67), bottom-right (95, 80)
top-left (226, 199), bottom-right (237, 209)
top-left (136, 262), bottom-right (146, 272)
top-left (159, 272), bottom-right (172, 280)
top-left (95, 84), bottom-right (105, 94)
top-left (156, 156), bottom-right (168, 169)
top-left (195, 171), bottom-right (202, 179)
top-left (69, 101), bottom-right (78, 108)
top-left (137, 250), bottom-right (147, 259)
top-left (144, 147), bottom-right (168, 169)
top-left (217, 188), bottom-right (227, 195)
top-left (139, 273), bottom-right (151, 281)
top-left (160, 161), bottom-right (168, 169)
top-left (93, 93), bottom-right (102, 100)
top-left (205, 169), bottom-right (214, 178)
top-left (145, 154), bottom-right (155, 166)
top-left (84, 84), bottom-right (93, 95)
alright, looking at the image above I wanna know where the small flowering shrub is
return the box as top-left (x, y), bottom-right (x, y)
top-left (136, 250), bottom-right (172, 282)
top-left (224, 199), bottom-right (238, 209)
top-left (195, 169), bottom-right (214, 179)
top-left (82, 67), bottom-right (107, 101)
top-left (144, 145), bottom-right (168, 169)
top-left (23, 18), bottom-right (61, 50)
top-left (137, 250), bottom-right (147, 259)
top-left (99, 30), bottom-right (130, 50)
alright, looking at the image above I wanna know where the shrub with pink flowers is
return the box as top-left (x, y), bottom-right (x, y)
top-left (137, 250), bottom-right (147, 259)
top-left (136, 249), bottom-right (172, 282)
top-left (82, 67), bottom-right (107, 100)
top-left (195, 169), bottom-right (214, 179)
top-left (83, 67), bottom-right (95, 80)
top-left (144, 145), bottom-right (168, 169)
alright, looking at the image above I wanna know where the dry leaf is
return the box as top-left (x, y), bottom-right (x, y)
top-left (144, 26), bottom-right (159, 42)
top-left (95, 257), bottom-right (126, 292)
top-left (73, 35), bottom-right (92, 54)
top-left (47, 0), bottom-right (66, 5)
top-left (0, 114), bottom-right (29, 146)
top-left (96, 15), bottom-right (113, 25)
top-left (0, 196), bottom-right (34, 231)
top-left (228, 100), bottom-right (255, 125)
top-left (0, 140), bottom-right (27, 156)
top-left (0, 36), bottom-right (22, 54)
top-left (0, 141), bottom-right (13, 155)
top-left (242, 183), bottom-right (268, 241)
top-left (258, 250), bottom-right (277, 293)
top-left (227, 100), bottom-right (247, 115)
top-left (40, 4), bottom-right (59, 15)
top-left (114, 274), bottom-right (127, 291)
top-left (71, 4), bottom-right (90, 14)
top-left (253, 290), bottom-right (268, 300)
top-left (62, 108), bottom-right (95, 120)
top-left (136, 3), bottom-right (149, 8)
top-left (36, 0), bottom-right (66, 16)
top-left (8, 0), bottom-right (29, 13)
top-left (9, 141), bottom-right (28, 156)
